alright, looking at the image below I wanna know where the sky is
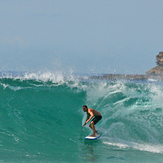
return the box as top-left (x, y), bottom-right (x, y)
top-left (0, 0), bottom-right (163, 74)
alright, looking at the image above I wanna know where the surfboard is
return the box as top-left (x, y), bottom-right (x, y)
top-left (84, 134), bottom-right (101, 140)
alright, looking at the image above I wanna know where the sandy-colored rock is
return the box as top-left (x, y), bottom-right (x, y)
top-left (146, 66), bottom-right (163, 75)
top-left (146, 52), bottom-right (163, 75)
top-left (156, 52), bottom-right (163, 66)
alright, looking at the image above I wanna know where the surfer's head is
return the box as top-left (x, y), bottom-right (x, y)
top-left (83, 105), bottom-right (88, 112)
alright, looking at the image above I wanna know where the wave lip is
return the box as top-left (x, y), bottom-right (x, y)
top-left (0, 71), bottom-right (80, 83)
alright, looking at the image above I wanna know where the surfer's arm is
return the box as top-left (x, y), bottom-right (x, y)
top-left (83, 112), bottom-right (94, 126)
top-left (83, 112), bottom-right (91, 126)
top-left (83, 113), bottom-right (90, 126)
top-left (86, 113), bottom-right (90, 120)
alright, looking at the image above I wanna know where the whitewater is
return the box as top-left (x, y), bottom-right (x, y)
top-left (0, 71), bottom-right (163, 162)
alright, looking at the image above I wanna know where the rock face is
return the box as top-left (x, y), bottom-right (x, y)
top-left (146, 66), bottom-right (163, 75)
top-left (146, 52), bottom-right (163, 75)
top-left (156, 52), bottom-right (163, 66)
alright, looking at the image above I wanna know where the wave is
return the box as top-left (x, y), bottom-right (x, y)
top-left (0, 71), bottom-right (163, 161)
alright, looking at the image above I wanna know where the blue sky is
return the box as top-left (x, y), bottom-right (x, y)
top-left (0, 0), bottom-right (163, 74)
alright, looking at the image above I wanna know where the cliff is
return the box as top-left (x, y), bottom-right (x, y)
top-left (146, 52), bottom-right (163, 75)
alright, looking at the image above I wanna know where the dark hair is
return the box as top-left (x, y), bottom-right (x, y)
top-left (83, 105), bottom-right (88, 108)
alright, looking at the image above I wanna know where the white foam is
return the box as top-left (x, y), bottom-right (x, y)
top-left (0, 83), bottom-right (9, 89)
top-left (103, 141), bottom-right (163, 153)
top-left (103, 141), bottom-right (129, 149)
top-left (0, 70), bottom-right (79, 84)
top-left (148, 79), bottom-right (158, 82)
top-left (23, 71), bottom-right (65, 83)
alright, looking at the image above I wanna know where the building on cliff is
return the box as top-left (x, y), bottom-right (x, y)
top-left (146, 52), bottom-right (163, 75)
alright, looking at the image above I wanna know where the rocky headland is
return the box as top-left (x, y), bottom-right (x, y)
top-left (91, 52), bottom-right (163, 80)
top-left (146, 52), bottom-right (163, 75)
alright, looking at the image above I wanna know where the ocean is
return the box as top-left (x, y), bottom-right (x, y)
top-left (0, 71), bottom-right (163, 162)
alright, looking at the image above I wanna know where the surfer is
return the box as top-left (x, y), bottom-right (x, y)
top-left (82, 105), bottom-right (102, 137)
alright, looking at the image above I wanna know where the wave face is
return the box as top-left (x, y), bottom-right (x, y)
top-left (1, 72), bottom-right (163, 162)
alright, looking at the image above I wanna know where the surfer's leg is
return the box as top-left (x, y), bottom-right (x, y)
top-left (90, 116), bottom-right (102, 135)
top-left (89, 121), bottom-right (96, 137)
top-left (89, 119), bottom-right (97, 135)
top-left (89, 120), bottom-right (96, 131)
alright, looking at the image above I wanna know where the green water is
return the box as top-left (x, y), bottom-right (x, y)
top-left (0, 73), bottom-right (163, 162)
